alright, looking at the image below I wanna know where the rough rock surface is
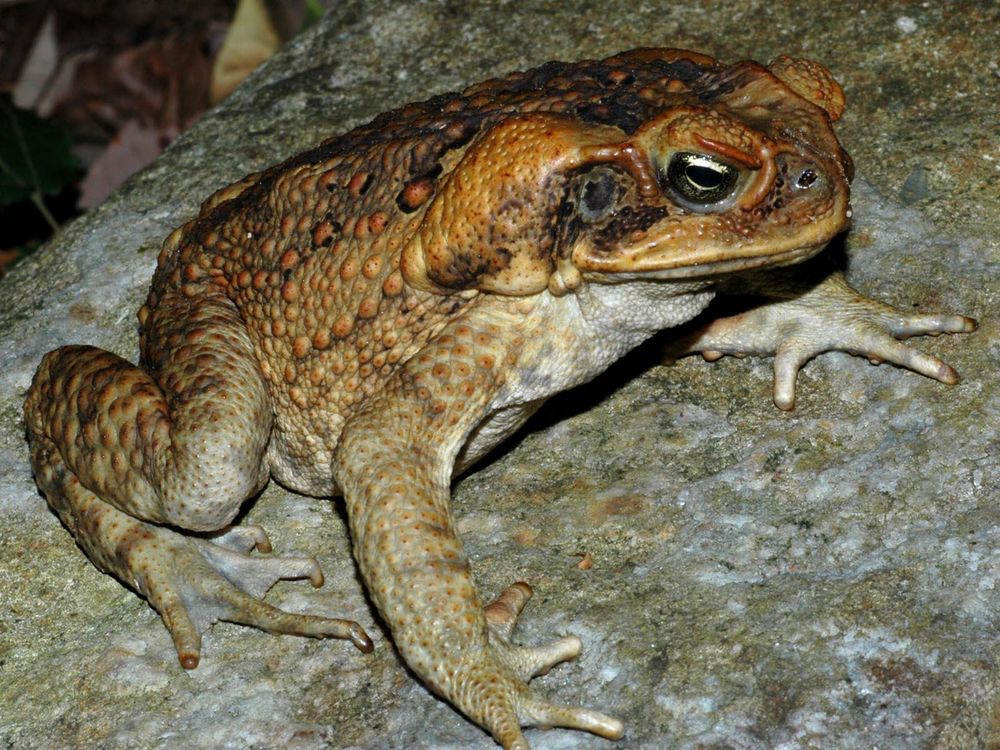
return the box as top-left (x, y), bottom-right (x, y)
top-left (1, 2), bottom-right (997, 749)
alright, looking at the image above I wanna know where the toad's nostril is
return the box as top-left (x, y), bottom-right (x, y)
top-left (796, 168), bottom-right (818, 188)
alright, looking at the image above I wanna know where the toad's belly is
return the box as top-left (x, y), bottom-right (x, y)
top-left (265, 410), bottom-right (345, 496)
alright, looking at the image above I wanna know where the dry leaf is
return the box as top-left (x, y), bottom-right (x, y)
top-left (77, 118), bottom-right (163, 208)
top-left (10, 10), bottom-right (57, 109)
top-left (210, 0), bottom-right (281, 104)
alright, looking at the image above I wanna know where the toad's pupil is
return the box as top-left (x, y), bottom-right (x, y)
top-left (797, 168), bottom-right (818, 188)
top-left (686, 164), bottom-right (724, 190)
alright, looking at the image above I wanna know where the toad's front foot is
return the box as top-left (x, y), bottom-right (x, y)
top-left (667, 271), bottom-right (976, 410)
top-left (127, 522), bottom-right (373, 668)
top-left (459, 582), bottom-right (624, 750)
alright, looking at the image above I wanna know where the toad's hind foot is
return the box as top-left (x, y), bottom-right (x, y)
top-left (479, 582), bottom-right (625, 749)
top-left (143, 524), bottom-right (374, 668)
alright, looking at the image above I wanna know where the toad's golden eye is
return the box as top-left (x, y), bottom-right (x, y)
top-left (664, 152), bottom-right (740, 207)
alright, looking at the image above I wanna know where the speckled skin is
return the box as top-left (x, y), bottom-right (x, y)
top-left (24, 48), bottom-right (975, 749)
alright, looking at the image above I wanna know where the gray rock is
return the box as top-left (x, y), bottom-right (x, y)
top-left (1, 2), bottom-right (997, 749)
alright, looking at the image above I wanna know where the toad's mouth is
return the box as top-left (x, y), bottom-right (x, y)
top-left (632, 238), bottom-right (832, 280)
top-left (547, 235), bottom-right (839, 296)
top-left (569, 233), bottom-right (840, 286)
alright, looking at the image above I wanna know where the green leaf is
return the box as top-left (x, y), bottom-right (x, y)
top-left (301, 0), bottom-right (325, 29)
top-left (0, 97), bottom-right (81, 206)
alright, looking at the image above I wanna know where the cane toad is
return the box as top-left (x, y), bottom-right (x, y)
top-left (25, 48), bottom-right (975, 749)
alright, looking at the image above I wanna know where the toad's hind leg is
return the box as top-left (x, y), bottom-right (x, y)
top-left (24, 292), bottom-right (371, 667)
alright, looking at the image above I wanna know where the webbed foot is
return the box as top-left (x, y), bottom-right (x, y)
top-left (127, 522), bottom-right (373, 668)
